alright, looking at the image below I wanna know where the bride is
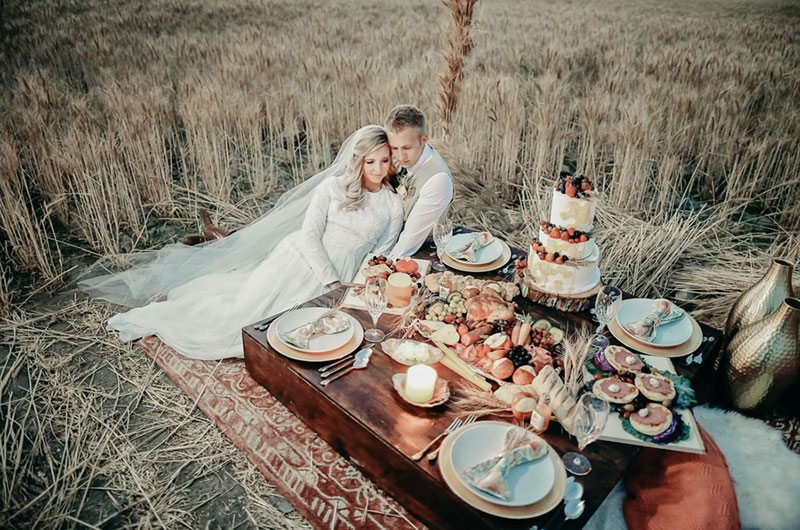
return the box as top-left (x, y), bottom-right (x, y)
top-left (80, 125), bottom-right (404, 360)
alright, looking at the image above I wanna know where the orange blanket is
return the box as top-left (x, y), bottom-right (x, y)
top-left (624, 426), bottom-right (740, 530)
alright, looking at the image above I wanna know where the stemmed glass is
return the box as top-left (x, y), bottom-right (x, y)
top-left (431, 217), bottom-right (453, 272)
top-left (591, 285), bottom-right (622, 349)
top-left (363, 277), bottom-right (388, 342)
top-left (562, 394), bottom-right (610, 476)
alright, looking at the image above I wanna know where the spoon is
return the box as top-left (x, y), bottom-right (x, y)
top-left (563, 477), bottom-right (584, 502)
top-left (564, 498), bottom-right (585, 520)
top-left (319, 347), bottom-right (371, 375)
top-left (551, 499), bottom-right (586, 530)
top-left (320, 349), bottom-right (372, 386)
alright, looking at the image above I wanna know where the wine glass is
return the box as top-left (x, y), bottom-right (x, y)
top-left (431, 217), bottom-right (453, 272)
top-left (594, 285), bottom-right (622, 335)
top-left (363, 277), bottom-right (388, 342)
top-left (589, 330), bottom-right (610, 354)
top-left (562, 393), bottom-right (610, 476)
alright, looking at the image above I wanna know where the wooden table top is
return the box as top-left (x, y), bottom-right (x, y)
top-left (242, 233), bottom-right (723, 529)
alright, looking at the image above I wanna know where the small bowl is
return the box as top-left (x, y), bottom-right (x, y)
top-left (382, 338), bottom-right (443, 366)
top-left (392, 373), bottom-right (451, 408)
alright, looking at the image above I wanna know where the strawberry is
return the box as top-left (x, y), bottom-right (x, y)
top-left (555, 256), bottom-right (564, 264)
top-left (566, 184), bottom-right (578, 198)
top-left (579, 234), bottom-right (589, 242)
top-left (545, 253), bottom-right (555, 262)
top-left (549, 228), bottom-right (560, 239)
top-left (581, 181), bottom-right (591, 191)
top-left (567, 227), bottom-right (576, 236)
top-left (560, 232), bottom-right (570, 241)
top-left (539, 219), bottom-right (548, 227)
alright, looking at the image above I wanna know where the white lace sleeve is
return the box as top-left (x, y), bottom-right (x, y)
top-left (298, 181), bottom-right (340, 286)
top-left (372, 196), bottom-right (404, 256)
top-left (388, 172), bottom-right (453, 259)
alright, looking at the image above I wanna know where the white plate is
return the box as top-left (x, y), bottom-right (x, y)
top-left (451, 423), bottom-right (554, 507)
top-left (445, 233), bottom-right (503, 265)
top-left (615, 298), bottom-right (692, 348)
top-left (274, 307), bottom-right (354, 353)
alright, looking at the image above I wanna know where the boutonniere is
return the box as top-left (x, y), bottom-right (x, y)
top-left (397, 185), bottom-right (408, 198)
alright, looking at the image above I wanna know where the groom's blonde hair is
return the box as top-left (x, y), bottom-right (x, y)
top-left (385, 105), bottom-right (426, 136)
top-left (340, 125), bottom-right (394, 211)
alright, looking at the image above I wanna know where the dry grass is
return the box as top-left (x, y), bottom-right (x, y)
top-left (1, 0), bottom-right (800, 527)
top-left (0, 299), bottom-right (310, 529)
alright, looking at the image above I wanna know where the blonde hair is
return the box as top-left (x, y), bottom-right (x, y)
top-left (384, 104), bottom-right (426, 135)
top-left (340, 125), bottom-right (394, 211)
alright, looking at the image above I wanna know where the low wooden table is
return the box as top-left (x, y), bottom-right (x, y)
top-left (243, 238), bottom-right (723, 529)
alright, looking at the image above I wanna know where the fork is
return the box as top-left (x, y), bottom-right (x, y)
top-left (427, 414), bottom-right (478, 461)
top-left (254, 302), bottom-right (304, 331)
top-left (411, 417), bottom-right (465, 461)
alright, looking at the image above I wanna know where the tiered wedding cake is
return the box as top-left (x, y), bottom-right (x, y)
top-left (527, 175), bottom-right (601, 295)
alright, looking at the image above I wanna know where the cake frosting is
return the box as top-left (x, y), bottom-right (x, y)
top-left (551, 191), bottom-right (595, 233)
top-left (527, 175), bottom-right (601, 296)
top-left (527, 247), bottom-right (601, 295)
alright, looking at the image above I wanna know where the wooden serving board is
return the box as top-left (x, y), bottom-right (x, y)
top-left (596, 356), bottom-right (707, 454)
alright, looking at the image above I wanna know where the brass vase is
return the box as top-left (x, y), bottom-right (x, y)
top-left (724, 258), bottom-right (794, 338)
top-left (723, 297), bottom-right (800, 411)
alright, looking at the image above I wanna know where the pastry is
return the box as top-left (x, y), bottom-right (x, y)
top-left (604, 345), bottom-right (645, 373)
top-left (592, 377), bottom-right (639, 404)
top-left (629, 403), bottom-right (673, 436)
top-left (635, 372), bottom-right (676, 402)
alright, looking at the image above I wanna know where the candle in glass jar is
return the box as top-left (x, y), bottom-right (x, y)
top-left (405, 364), bottom-right (437, 403)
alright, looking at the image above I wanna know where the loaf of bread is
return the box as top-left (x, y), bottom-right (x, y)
top-left (531, 365), bottom-right (580, 433)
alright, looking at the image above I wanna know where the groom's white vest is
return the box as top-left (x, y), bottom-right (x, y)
top-left (402, 147), bottom-right (451, 218)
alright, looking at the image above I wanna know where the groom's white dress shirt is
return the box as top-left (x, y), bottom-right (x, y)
top-left (389, 144), bottom-right (453, 259)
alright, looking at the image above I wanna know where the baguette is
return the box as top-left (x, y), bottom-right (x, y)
top-left (531, 365), bottom-right (579, 432)
top-left (434, 341), bottom-right (492, 392)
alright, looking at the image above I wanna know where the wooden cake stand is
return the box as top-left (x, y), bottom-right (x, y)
top-left (521, 277), bottom-right (602, 313)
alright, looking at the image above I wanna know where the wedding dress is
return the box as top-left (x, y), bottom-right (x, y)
top-left (104, 177), bottom-right (403, 359)
top-left (79, 126), bottom-right (403, 360)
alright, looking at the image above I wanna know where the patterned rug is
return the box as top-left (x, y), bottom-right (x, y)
top-left (139, 336), bottom-right (425, 530)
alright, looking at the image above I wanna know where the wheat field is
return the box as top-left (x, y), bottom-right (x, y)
top-left (1, 0), bottom-right (800, 527)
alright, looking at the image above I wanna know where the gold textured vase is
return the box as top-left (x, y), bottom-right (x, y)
top-left (723, 297), bottom-right (800, 411)
top-left (725, 259), bottom-right (795, 338)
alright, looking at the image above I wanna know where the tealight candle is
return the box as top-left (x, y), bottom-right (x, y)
top-left (405, 364), bottom-right (437, 403)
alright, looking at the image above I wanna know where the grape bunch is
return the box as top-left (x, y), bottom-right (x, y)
top-left (507, 346), bottom-right (532, 368)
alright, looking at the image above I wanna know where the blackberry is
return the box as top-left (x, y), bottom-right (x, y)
top-left (492, 319), bottom-right (510, 334)
top-left (508, 346), bottom-right (532, 369)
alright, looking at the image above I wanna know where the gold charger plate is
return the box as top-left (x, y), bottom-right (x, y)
top-left (441, 240), bottom-right (512, 273)
top-left (438, 420), bottom-right (567, 519)
top-left (266, 312), bottom-right (363, 363)
top-left (607, 315), bottom-right (702, 358)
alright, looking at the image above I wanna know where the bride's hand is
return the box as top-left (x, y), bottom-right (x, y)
top-left (326, 281), bottom-right (343, 291)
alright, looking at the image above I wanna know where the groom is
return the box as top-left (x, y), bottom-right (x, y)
top-left (185, 105), bottom-right (454, 254)
top-left (384, 104), bottom-right (454, 259)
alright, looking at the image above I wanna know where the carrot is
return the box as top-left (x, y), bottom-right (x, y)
top-left (461, 324), bottom-right (493, 346)
top-left (457, 324), bottom-right (469, 337)
top-left (517, 321), bottom-right (532, 346)
top-left (511, 322), bottom-right (521, 345)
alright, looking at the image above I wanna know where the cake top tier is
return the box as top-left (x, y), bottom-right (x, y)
top-left (555, 174), bottom-right (594, 199)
